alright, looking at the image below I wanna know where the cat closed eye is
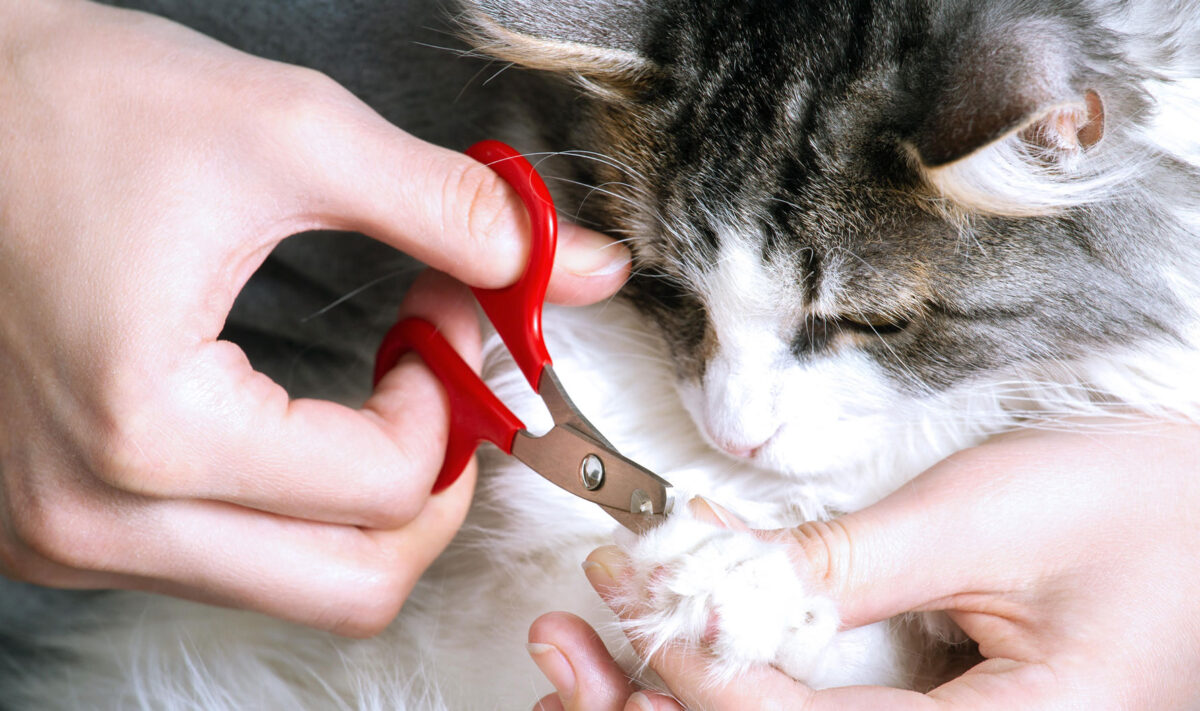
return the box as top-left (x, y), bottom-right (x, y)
top-left (838, 314), bottom-right (912, 335)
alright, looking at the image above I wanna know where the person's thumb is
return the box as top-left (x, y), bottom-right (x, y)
top-left (293, 109), bottom-right (630, 304)
top-left (764, 437), bottom-right (1064, 629)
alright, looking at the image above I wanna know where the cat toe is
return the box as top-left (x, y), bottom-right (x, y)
top-left (616, 508), bottom-right (839, 684)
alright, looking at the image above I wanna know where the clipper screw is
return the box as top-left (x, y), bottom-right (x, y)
top-left (580, 454), bottom-right (605, 490)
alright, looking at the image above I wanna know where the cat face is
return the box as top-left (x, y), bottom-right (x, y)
top-left (464, 0), bottom-right (1195, 478)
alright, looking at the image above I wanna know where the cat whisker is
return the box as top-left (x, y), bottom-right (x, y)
top-left (569, 152), bottom-right (650, 182)
top-left (454, 57), bottom-right (507, 103)
top-left (481, 61), bottom-right (517, 86)
top-left (411, 40), bottom-right (481, 59)
top-left (548, 177), bottom-right (650, 216)
top-left (300, 268), bottom-right (414, 323)
top-left (765, 196), bottom-right (804, 213)
top-left (511, 151), bottom-right (653, 192)
top-left (545, 176), bottom-right (650, 208)
top-left (835, 246), bottom-right (885, 278)
top-left (547, 148), bottom-right (651, 183)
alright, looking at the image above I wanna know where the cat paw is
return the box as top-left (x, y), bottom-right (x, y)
top-left (613, 507), bottom-right (839, 685)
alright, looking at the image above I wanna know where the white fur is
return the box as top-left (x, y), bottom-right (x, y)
top-left (611, 504), bottom-right (905, 689)
top-left (917, 127), bottom-right (1148, 218)
top-left (12, 254), bottom-right (1198, 709)
top-left (7, 6), bottom-right (1200, 706)
top-left (920, 5), bottom-right (1200, 222)
top-left (675, 239), bottom-right (1011, 513)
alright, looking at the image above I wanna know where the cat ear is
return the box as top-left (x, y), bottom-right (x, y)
top-left (1020, 89), bottom-right (1105, 154)
top-left (909, 20), bottom-right (1109, 216)
top-left (911, 28), bottom-right (1105, 168)
top-left (916, 89), bottom-right (1105, 169)
top-left (459, 0), bottom-right (657, 88)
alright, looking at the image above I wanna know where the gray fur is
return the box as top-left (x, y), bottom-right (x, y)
top-left (464, 0), bottom-right (1200, 394)
top-left (3, 0), bottom-right (1199, 704)
top-left (468, 0), bottom-right (655, 56)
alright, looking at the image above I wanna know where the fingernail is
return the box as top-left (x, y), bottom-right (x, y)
top-left (689, 496), bottom-right (747, 531)
top-left (559, 229), bottom-right (631, 277)
top-left (582, 545), bottom-right (627, 588)
top-left (626, 692), bottom-right (656, 711)
top-left (527, 642), bottom-right (576, 700)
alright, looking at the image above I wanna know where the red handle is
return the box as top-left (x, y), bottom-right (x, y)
top-left (373, 318), bottom-right (524, 493)
top-left (465, 140), bottom-right (556, 390)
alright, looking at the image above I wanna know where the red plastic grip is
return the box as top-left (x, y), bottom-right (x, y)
top-left (373, 318), bottom-right (524, 493)
top-left (465, 140), bottom-right (556, 390)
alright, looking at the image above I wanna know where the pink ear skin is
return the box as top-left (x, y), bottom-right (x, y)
top-left (1020, 89), bottom-right (1106, 154)
top-left (1079, 89), bottom-right (1106, 148)
top-left (908, 15), bottom-right (1111, 169)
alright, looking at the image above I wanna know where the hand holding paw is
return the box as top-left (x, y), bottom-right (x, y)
top-left (532, 423), bottom-right (1200, 710)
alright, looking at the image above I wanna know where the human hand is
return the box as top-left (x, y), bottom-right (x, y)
top-left (0, 0), bottom-right (629, 635)
top-left (529, 422), bottom-right (1200, 710)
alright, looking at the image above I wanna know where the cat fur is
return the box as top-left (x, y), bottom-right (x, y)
top-left (2, 0), bottom-right (1200, 708)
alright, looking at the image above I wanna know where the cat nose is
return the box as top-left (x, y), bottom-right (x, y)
top-left (710, 433), bottom-right (772, 459)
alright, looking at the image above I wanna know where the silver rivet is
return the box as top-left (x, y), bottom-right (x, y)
top-left (580, 454), bottom-right (605, 490)
top-left (630, 489), bottom-right (652, 515)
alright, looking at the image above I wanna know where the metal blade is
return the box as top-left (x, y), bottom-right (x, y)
top-left (511, 425), bottom-right (674, 532)
top-left (536, 366), bottom-right (615, 449)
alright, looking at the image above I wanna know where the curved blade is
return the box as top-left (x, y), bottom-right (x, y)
top-left (511, 426), bottom-right (674, 533)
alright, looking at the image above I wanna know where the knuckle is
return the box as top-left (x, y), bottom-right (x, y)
top-left (0, 543), bottom-right (58, 587)
top-left (347, 444), bottom-right (438, 531)
top-left (385, 429), bottom-right (449, 524)
top-left (9, 493), bottom-right (92, 571)
top-left (376, 485), bottom-right (426, 529)
top-left (353, 484), bottom-right (423, 531)
top-left (397, 436), bottom-right (447, 501)
top-left (284, 65), bottom-right (341, 95)
top-left (331, 567), bottom-right (412, 638)
top-left (788, 518), bottom-right (853, 590)
top-left (90, 369), bottom-right (189, 496)
top-left (271, 65), bottom-right (340, 106)
top-left (443, 161), bottom-right (515, 248)
top-left (255, 66), bottom-right (349, 140)
top-left (281, 67), bottom-right (355, 124)
top-left (92, 408), bottom-right (165, 495)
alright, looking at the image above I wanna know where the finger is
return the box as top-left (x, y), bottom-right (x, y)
top-left (619, 633), bottom-right (1063, 711)
top-left (582, 546), bottom-right (938, 711)
top-left (688, 496), bottom-right (751, 532)
top-left (97, 269), bottom-right (476, 530)
top-left (549, 222), bottom-right (631, 306)
top-left (364, 269), bottom-right (481, 470)
top-left (0, 531), bottom-right (171, 593)
top-left (535, 694), bottom-right (566, 711)
top-left (528, 612), bottom-right (637, 711)
top-left (582, 546), bottom-right (821, 711)
top-left (624, 692), bottom-right (683, 711)
top-left (24, 448), bottom-right (476, 636)
top-left (582, 543), bottom-right (1073, 711)
top-left (292, 110), bottom-right (630, 304)
top-left (758, 431), bottom-right (1121, 629)
top-left (732, 659), bottom-right (1065, 711)
top-left (923, 659), bottom-right (1068, 711)
top-left (644, 648), bottom-right (824, 711)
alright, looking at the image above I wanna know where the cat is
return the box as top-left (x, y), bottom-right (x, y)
top-left (3, 0), bottom-right (1200, 708)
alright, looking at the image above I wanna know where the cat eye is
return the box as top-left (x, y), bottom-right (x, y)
top-left (838, 313), bottom-right (911, 336)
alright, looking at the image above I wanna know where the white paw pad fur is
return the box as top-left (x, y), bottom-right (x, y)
top-left (614, 507), bottom-right (839, 684)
